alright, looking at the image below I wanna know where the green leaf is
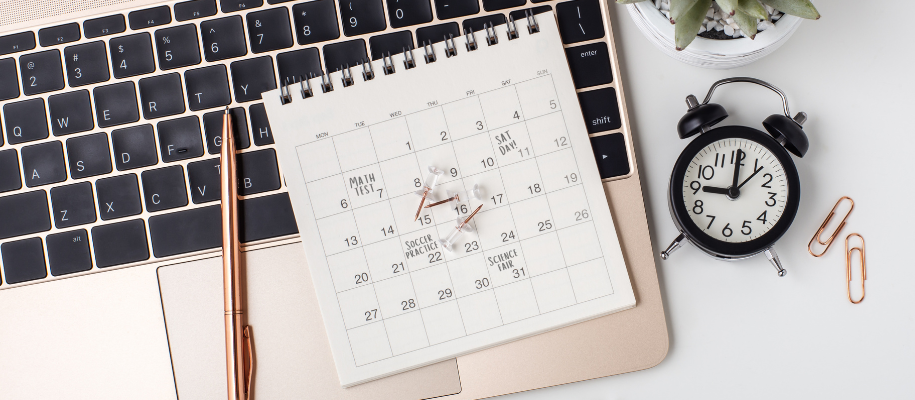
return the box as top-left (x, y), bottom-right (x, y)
top-left (675, 0), bottom-right (712, 50)
top-left (733, 9), bottom-right (758, 39)
top-left (716, 0), bottom-right (738, 15)
top-left (759, 0), bottom-right (820, 19)
top-left (616, 0), bottom-right (650, 4)
top-left (670, 0), bottom-right (701, 23)
top-left (738, 0), bottom-right (767, 20)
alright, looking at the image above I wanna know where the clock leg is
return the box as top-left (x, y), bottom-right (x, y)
top-left (660, 233), bottom-right (686, 260)
top-left (765, 248), bottom-right (787, 277)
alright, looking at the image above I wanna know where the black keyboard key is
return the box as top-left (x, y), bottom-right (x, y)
top-left (556, 0), bottom-right (605, 44)
top-left (4, 98), bottom-right (50, 145)
top-left (39, 23), bottom-right (81, 47)
top-left (201, 16), bottom-right (247, 62)
top-left (249, 103), bottom-right (273, 145)
top-left (139, 73), bottom-right (186, 119)
top-left (128, 6), bottom-right (172, 30)
top-left (388, 0), bottom-right (433, 28)
top-left (591, 133), bottom-right (629, 178)
top-left (240, 193), bottom-right (298, 242)
top-left (323, 39), bottom-right (367, 72)
top-left (238, 148), bottom-right (281, 195)
top-left (149, 205), bottom-right (221, 257)
top-left (276, 48), bottom-right (321, 85)
top-left (565, 42), bottom-right (612, 89)
top-left (416, 22), bottom-right (460, 45)
top-left (187, 157), bottom-right (220, 203)
top-left (110, 33), bottom-right (156, 78)
top-left (157, 116), bottom-right (205, 162)
top-left (578, 87), bottom-right (621, 134)
top-left (64, 41), bottom-right (111, 87)
top-left (0, 190), bottom-right (51, 240)
top-left (92, 219), bottom-right (149, 267)
top-left (141, 166), bottom-right (188, 212)
top-left (185, 65), bottom-right (231, 111)
top-left (369, 31), bottom-right (413, 60)
top-left (230, 56), bottom-right (277, 103)
top-left (483, 0), bottom-right (524, 11)
top-left (0, 149), bottom-right (22, 193)
top-left (48, 90), bottom-right (94, 136)
top-left (21, 141), bottom-right (67, 187)
top-left (0, 32), bottom-right (36, 56)
top-left (112, 124), bottom-right (158, 170)
top-left (221, 0), bottom-right (263, 13)
top-left (1, 237), bottom-right (47, 284)
top-left (462, 13), bottom-right (506, 33)
top-left (19, 49), bottom-right (65, 95)
top-left (94, 81), bottom-right (140, 128)
top-left (46, 229), bottom-right (92, 276)
top-left (203, 108), bottom-right (250, 154)
top-left (96, 174), bottom-right (142, 220)
top-left (175, 0), bottom-right (219, 22)
top-left (507, 5), bottom-right (551, 21)
top-left (67, 132), bottom-right (113, 179)
top-left (434, 0), bottom-right (479, 20)
top-left (50, 182), bottom-right (97, 228)
top-left (155, 24), bottom-right (202, 70)
top-left (84, 14), bottom-right (127, 39)
top-left (0, 57), bottom-right (19, 101)
top-left (292, 0), bottom-right (340, 46)
top-left (247, 8), bottom-right (294, 53)
top-left (340, 0), bottom-right (387, 36)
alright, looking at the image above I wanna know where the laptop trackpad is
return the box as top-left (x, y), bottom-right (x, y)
top-left (157, 242), bottom-right (462, 399)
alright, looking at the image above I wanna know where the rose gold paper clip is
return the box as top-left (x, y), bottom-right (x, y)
top-left (845, 234), bottom-right (866, 304)
top-left (808, 196), bottom-right (854, 257)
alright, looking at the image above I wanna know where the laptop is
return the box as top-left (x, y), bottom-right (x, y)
top-left (0, 0), bottom-right (668, 398)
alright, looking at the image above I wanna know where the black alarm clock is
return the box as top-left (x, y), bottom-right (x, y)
top-left (660, 78), bottom-right (809, 277)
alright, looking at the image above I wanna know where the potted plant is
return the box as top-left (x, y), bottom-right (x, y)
top-left (620, 0), bottom-right (820, 69)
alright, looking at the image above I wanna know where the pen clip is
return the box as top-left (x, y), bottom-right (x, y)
top-left (243, 325), bottom-right (255, 399)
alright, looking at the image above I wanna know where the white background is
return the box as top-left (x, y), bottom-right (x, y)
top-left (509, 1), bottom-right (915, 399)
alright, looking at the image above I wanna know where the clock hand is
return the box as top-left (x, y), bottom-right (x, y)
top-left (737, 164), bottom-right (764, 189)
top-left (731, 149), bottom-right (745, 191)
top-left (702, 186), bottom-right (730, 195)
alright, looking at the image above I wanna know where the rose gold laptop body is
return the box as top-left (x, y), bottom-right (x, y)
top-left (0, 0), bottom-right (667, 398)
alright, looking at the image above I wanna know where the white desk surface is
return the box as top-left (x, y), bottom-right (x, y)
top-left (509, 1), bottom-right (915, 399)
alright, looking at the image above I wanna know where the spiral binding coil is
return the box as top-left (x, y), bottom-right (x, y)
top-left (279, 11), bottom-right (541, 105)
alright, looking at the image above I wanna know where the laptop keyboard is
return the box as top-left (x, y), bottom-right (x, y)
top-left (0, 0), bottom-right (630, 287)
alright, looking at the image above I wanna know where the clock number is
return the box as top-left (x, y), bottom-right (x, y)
top-left (692, 200), bottom-right (703, 214)
top-left (761, 173), bottom-right (773, 188)
top-left (705, 215), bottom-right (716, 229)
top-left (690, 180), bottom-right (701, 194)
top-left (757, 210), bottom-right (768, 224)
top-left (766, 192), bottom-right (777, 207)
top-left (698, 165), bottom-right (715, 180)
top-left (741, 221), bottom-right (752, 235)
top-left (722, 223), bottom-right (733, 237)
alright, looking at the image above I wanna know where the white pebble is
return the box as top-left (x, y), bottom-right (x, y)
top-left (772, 14), bottom-right (781, 21)
top-left (725, 17), bottom-right (734, 25)
top-left (698, 25), bottom-right (707, 33)
top-left (714, 24), bottom-right (724, 32)
top-left (765, 5), bottom-right (774, 14)
top-left (723, 25), bottom-right (734, 36)
top-left (662, 10), bottom-right (670, 18)
top-left (758, 20), bottom-right (774, 31)
top-left (660, 2), bottom-right (669, 11)
top-left (707, 21), bottom-right (717, 31)
top-left (718, 10), bottom-right (729, 19)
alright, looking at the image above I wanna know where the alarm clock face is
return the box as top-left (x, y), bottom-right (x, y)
top-left (669, 126), bottom-right (801, 258)
top-left (682, 138), bottom-right (788, 242)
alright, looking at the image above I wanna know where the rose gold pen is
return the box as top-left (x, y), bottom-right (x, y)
top-left (221, 107), bottom-right (253, 400)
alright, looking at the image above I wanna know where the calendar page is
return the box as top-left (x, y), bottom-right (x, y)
top-left (263, 14), bottom-right (635, 387)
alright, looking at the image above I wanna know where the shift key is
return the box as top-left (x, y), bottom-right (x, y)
top-left (0, 190), bottom-right (52, 240)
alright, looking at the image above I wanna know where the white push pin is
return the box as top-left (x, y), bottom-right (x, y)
top-left (424, 184), bottom-right (484, 210)
top-left (414, 166), bottom-right (444, 221)
top-left (439, 204), bottom-right (483, 252)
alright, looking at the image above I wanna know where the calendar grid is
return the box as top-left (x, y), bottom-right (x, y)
top-left (295, 76), bottom-right (617, 367)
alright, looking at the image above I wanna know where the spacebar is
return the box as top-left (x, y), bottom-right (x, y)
top-left (148, 205), bottom-right (222, 258)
